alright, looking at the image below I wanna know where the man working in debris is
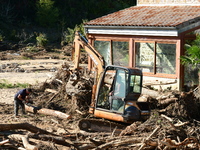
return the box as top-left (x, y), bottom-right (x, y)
top-left (14, 88), bottom-right (32, 117)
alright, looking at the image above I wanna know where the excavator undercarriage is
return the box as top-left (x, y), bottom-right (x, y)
top-left (78, 118), bottom-right (126, 133)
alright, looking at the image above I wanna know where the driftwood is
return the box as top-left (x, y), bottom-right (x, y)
top-left (55, 79), bottom-right (63, 84)
top-left (0, 139), bottom-right (9, 145)
top-left (25, 104), bottom-right (71, 119)
top-left (79, 130), bottom-right (111, 136)
top-left (160, 137), bottom-right (200, 149)
top-left (8, 134), bottom-right (37, 150)
top-left (142, 88), bottom-right (160, 98)
top-left (95, 137), bottom-right (144, 149)
top-left (144, 80), bottom-right (177, 86)
top-left (138, 126), bottom-right (161, 150)
top-left (9, 133), bottom-right (77, 149)
top-left (21, 136), bottom-right (38, 150)
top-left (28, 133), bottom-right (76, 147)
top-left (161, 114), bottom-right (189, 129)
top-left (0, 123), bottom-right (54, 135)
top-left (158, 97), bottom-right (178, 107)
top-left (120, 122), bottom-right (137, 136)
top-left (45, 88), bottom-right (57, 93)
top-left (18, 147), bottom-right (26, 150)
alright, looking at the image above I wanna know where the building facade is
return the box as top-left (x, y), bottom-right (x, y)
top-left (84, 0), bottom-right (200, 91)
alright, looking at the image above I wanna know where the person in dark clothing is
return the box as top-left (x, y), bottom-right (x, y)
top-left (14, 88), bottom-right (32, 117)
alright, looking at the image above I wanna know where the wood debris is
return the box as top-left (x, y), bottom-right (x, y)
top-left (1, 63), bottom-right (200, 149)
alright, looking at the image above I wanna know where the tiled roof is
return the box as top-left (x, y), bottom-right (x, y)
top-left (85, 6), bottom-right (200, 28)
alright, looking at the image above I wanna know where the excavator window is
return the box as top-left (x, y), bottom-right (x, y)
top-left (129, 75), bottom-right (142, 93)
top-left (113, 69), bottom-right (126, 98)
top-left (96, 66), bottom-right (141, 113)
top-left (110, 69), bottom-right (127, 113)
top-left (96, 69), bottom-right (116, 110)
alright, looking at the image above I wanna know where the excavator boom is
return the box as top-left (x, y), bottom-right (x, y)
top-left (73, 32), bottom-right (105, 77)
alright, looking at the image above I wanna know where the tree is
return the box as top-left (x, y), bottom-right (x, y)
top-left (181, 34), bottom-right (200, 85)
top-left (36, 0), bottom-right (59, 27)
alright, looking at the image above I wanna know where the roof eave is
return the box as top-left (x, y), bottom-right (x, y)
top-left (177, 21), bottom-right (200, 34)
top-left (84, 25), bottom-right (178, 36)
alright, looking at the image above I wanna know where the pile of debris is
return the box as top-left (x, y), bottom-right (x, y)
top-left (1, 63), bottom-right (200, 149)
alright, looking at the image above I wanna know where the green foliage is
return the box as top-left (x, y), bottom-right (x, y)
top-left (0, 0), bottom-right (135, 29)
top-left (0, 33), bottom-right (4, 41)
top-left (181, 34), bottom-right (200, 69)
top-left (0, 79), bottom-right (29, 89)
top-left (62, 20), bottom-right (87, 45)
top-left (8, 30), bottom-right (20, 42)
top-left (36, 33), bottom-right (48, 47)
top-left (15, 30), bottom-right (35, 44)
top-left (0, 0), bottom-right (135, 44)
top-left (36, 0), bottom-right (59, 27)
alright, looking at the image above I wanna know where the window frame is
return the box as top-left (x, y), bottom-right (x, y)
top-left (134, 40), bottom-right (177, 78)
top-left (92, 37), bottom-right (178, 79)
top-left (94, 38), bottom-right (129, 66)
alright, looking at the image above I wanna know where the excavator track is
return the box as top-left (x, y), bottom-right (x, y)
top-left (78, 118), bottom-right (126, 133)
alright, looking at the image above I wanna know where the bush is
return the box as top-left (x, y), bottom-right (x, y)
top-left (36, 33), bottom-right (48, 47)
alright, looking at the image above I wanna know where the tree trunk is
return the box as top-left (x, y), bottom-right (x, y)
top-left (25, 105), bottom-right (71, 120)
top-left (0, 123), bottom-right (54, 135)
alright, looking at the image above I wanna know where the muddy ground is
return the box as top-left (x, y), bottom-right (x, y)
top-left (1, 48), bottom-right (200, 150)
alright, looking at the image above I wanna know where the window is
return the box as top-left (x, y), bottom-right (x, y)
top-left (94, 40), bottom-right (129, 66)
top-left (156, 43), bottom-right (176, 74)
top-left (94, 39), bottom-right (176, 75)
top-left (136, 42), bottom-right (154, 73)
top-left (113, 69), bottom-right (126, 98)
top-left (94, 41), bottom-right (111, 66)
top-left (135, 42), bottom-right (176, 74)
top-left (112, 41), bottom-right (129, 66)
top-left (130, 75), bottom-right (141, 93)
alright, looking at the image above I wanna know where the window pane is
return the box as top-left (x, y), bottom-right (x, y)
top-left (156, 43), bottom-right (176, 74)
top-left (113, 69), bottom-right (126, 98)
top-left (94, 41), bottom-right (111, 66)
top-left (135, 42), bottom-right (154, 73)
top-left (96, 68), bottom-right (116, 110)
top-left (112, 41), bottom-right (129, 66)
top-left (130, 75), bottom-right (141, 93)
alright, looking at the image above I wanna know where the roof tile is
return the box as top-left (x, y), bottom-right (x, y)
top-left (85, 6), bottom-right (200, 27)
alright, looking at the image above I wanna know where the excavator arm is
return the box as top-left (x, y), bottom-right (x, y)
top-left (72, 31), bottom-right (105, 77)
top-left (72, 31), bottom-right (105, 113)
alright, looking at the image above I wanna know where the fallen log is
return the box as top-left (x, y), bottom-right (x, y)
top-left (158, 98), bottom-right (178, 107)
top-left (142, 88), bottom-right (160, 98)
top-left (28, 133), bottom-right (76, 147)
top-left (0, 139), bottom-right (9, 145)
top-left (45, 88), bottom-right (58, 93)
top-left (25, 104), bottom-right (71, 120)
top-left (0, 123), bottom-right (54, 135)
top-left (9, 134), bottom-right (72, 150)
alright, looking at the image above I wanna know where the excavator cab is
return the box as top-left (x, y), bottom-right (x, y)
top-left (94, 66), bottom-right (150, 123)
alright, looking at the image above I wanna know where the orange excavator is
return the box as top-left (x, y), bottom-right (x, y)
top-left (70, 32), bottom-right (150, 131)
